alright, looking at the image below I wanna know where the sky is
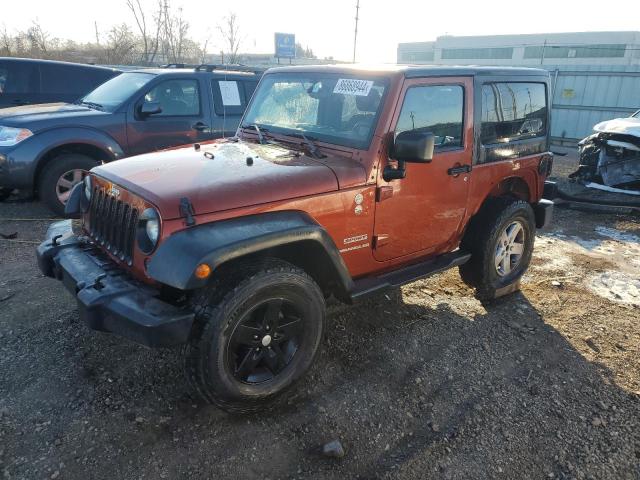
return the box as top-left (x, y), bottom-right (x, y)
top-left (2, 0), bottom-right (639, 63)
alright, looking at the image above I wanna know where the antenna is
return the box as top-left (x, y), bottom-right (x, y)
top-left (353, 0), bottom-right (360, 63)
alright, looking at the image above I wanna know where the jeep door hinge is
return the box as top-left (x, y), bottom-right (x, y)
top-left (373, 234), bottom-right (390, 248)
top-left (376, 186), bottom-right (394, 202)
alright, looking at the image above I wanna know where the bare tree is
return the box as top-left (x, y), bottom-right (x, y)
top-left (27, 20), bottom-right (51, 57)
top-left (102, 23), bottom-right (137, 64)
top-left (0, 24), bottom-right (12, 56)
top-left (161, 1), bottom-right (189, 64)
top-left (126, 0), bottom-right (163, 65)
top-left (217, 13), bottom-right (242, 64)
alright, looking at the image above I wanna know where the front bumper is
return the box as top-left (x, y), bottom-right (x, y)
top-left (36, 220), bottom-right (194, 348)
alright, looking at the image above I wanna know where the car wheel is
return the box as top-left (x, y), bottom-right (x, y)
top-left (459, 197), bottom-right (535, 301)
top-left (38, 154), bottom-right (98, 216)
top-left (184, 258), bottom-right (326, 414)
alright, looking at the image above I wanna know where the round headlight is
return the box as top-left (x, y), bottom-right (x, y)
top-left (138, 208), bottom-right (160, 254)
top-left (83, 175), bottom-right (92, 201)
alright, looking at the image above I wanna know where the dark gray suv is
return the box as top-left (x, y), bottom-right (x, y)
top-left (0, 65), bottom-right (262, 214)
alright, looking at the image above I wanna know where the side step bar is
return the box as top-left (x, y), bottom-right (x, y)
top-left (350, 250), bottom-right (471, 301)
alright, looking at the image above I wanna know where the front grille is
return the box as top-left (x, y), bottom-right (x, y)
top-left (87, 187), bottom-right (139, 264)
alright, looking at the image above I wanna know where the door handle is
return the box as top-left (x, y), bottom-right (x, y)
top-left (192, 122), bottom-right (209, 131)
top-left (447, 164), bottom-right (472, 176)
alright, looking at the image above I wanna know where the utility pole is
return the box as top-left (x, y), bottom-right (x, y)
top-left (540, 39), bottom-right (547, 66)
top-left (352, 0), bottom-right (359, 63)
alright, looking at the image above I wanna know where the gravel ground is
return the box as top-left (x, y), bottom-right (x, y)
top-left (0, 151), bottom-right (639, 479)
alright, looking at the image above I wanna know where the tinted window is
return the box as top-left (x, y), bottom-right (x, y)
top-left (40, 64), bottom-right (117, 97)
top-left (82, 72), bottom-right (154, 111)
top-left (212, 79), bottom-right (247, 116)
top-left (0, 62), bottom-right (39, 94)
top-left (395, 85), bottom-right (464, 149)
top-left (480, 82), bottom-right (547, 163)
top-left (144, 79), bottom-right (200, 116)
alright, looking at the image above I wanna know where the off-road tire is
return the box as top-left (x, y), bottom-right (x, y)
top-left (0, 188), bottom-right (12, 202)
top-left (183, 258), bottom-right (326, 414)
top-left (38, 154), bottom-right (98, 216)
top-left (459, 197), bottom-right (536, 301)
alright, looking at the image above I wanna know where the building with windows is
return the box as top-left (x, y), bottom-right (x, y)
top-left (397, 32), bottom-right (640, 143)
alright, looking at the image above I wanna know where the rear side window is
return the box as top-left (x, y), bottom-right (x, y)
top-left (480, 82), bottom-right (547, 162)
top-left (144, 79), bottom-right (201, 116)
top-left (40, 65), bottom-right (117, 97)
top-left (395, 85), bottom-right (464, 150)
top-left (211, 79), bottom-right (255, 116)
top-left (0, 62), bottom-right (39, 94)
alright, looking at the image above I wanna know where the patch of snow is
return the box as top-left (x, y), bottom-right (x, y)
top-left (588, 271), bottom-right (640, 306)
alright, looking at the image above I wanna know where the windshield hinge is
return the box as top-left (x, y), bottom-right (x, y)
top-left (179, 197), bottom-right (196, 226)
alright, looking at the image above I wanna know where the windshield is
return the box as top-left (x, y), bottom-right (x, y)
top-left (242, 73), bottom-right (388, 149)
top-left (80, 72), bottom-right (155, 111)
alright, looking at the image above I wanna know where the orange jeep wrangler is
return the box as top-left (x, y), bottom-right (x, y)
top-left (37, 65), bottom-right (555, 413)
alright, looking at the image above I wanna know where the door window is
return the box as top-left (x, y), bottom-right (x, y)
top-left (144, 79), bottom-right (201, 116)
top-left (395, 85), bottom-right (464, 150)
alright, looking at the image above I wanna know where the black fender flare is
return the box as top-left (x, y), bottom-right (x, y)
top-left (32, 127), bottom-right (125, 177)
top-left (146, 211), bottom-right (355, 298)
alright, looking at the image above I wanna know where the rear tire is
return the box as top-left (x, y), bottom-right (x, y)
top-left (38, 154), bottom-right (98, 216)
top-left (459, 197), bottom-right (535, 301)
top-left (183, 259), bottom-right (326, 414)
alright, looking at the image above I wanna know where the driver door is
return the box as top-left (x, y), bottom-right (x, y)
top-left (373, 77), bottom-right (473, 262)
top-left (126, 78), bottom-right (213, 156)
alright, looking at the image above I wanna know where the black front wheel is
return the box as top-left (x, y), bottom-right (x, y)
top-left (184, 259), bottom-right (326, 414)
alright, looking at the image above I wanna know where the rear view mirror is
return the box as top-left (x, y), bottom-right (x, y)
top-left (140, 101), bottom-right (162, 117)
top-left (392, 130), bottom-right (435, 163)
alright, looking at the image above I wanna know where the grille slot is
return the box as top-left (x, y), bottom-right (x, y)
top-left (87, 187), bottom-right (138, 264)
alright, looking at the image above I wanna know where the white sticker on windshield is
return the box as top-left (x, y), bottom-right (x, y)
top-left (333, 78), bottom-right (374, 96)
top-left (219, 81), bottom-right (241, 106)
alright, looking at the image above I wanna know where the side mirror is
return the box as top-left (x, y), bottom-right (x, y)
top-left (383, 130), bottom-right (435, 181)
top-left (140, 101), bottom-right (162, 117)
top-left (392, 130), bottom-right (435, 163)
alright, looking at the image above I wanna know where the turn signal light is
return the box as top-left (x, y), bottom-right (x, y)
top-left (194, 263), bottom-right (211, 279)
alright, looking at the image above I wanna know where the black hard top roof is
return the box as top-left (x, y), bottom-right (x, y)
top-left (266, 63), bottom-right (549, 78)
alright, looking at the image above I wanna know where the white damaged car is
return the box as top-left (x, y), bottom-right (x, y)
top-left (571, 110), bottom-right (640, 190)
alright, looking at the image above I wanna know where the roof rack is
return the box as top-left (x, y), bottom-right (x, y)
top-left (160, 63), bottom-right (198, 69)
top-left (194, 63), bottom-right (265, 74)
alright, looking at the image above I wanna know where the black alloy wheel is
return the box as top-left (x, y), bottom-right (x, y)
top-left (228, 298), bottom-right (303, 384)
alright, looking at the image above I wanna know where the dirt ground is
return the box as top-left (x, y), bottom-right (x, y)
top-left (0, 151), bottom-right (639, 480)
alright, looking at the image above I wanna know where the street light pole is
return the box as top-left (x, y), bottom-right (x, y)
top-left (353, 0), bottom-right (360, 63)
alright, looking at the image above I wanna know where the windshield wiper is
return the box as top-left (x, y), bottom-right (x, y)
top-left (241, 123), bottom-right (268, 144)
top-left (289, 132), bottom-right (324, 159)
top-left (76, 100), bottom-right (104, 111)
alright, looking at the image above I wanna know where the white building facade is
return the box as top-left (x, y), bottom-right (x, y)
top-left (398, 32), bottom-right (640, 143)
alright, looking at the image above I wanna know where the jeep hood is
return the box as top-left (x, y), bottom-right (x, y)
top-left (593, 117), bottom-right (640, 138)
top-left (92, 141), bottom-right (367, 219)
top-left (0, 103), bottom-right (108, 130)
